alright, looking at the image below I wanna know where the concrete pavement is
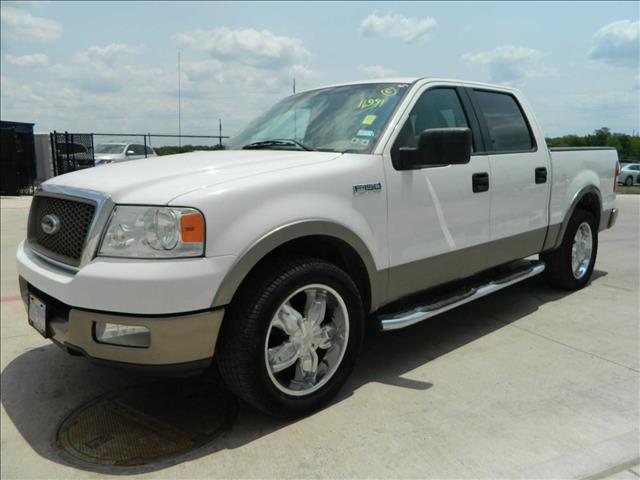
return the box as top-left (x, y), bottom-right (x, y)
top-left (1, 195), bottom-right (638, 479)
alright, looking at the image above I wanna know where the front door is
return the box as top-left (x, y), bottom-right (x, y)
top-left (384, 86), bottom-right (491, 301)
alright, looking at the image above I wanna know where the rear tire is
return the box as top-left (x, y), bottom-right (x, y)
top-left (624, 176), bottom-right (633, 186)
top-left (541, 209), bottom-right (598, 290)
top-left (216, 255), bottom-right (364, 418)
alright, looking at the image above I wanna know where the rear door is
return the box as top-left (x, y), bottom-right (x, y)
top-left (467, 88), bottom-right (551, 267)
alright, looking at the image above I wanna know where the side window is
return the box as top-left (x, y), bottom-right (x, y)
top-left (394, 88), bottom-right (474, 151)
top-left (474, 90), bottom-right (534, 152)
top-left (130, 144), bottom-right (145, 155)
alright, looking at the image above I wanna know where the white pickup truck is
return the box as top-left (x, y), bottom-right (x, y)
top-left (17, 78), bottom-right (620, 417)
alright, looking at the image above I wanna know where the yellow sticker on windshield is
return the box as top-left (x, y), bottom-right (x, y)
top-left (362, 115), bottom-right (377, 125)
top-left (381, 87), bottom-right (398, 97)
top-left (357, 98), bottom-right (385, 109)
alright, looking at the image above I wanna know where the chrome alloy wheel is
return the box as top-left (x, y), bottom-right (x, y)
top-left (264, 284), bottom-right (349, 397)
top-left (572, 222), bottom-right (593, 279)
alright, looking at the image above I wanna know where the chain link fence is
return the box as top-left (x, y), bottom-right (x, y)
top-left (51, 131), bottom-right (229, 176)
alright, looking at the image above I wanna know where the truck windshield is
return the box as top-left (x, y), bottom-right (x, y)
top-left (226, 83), bottom-right (411, 154)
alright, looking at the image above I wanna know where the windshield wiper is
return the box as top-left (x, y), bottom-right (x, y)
top-left (241, 139), bottom-right (315, 151)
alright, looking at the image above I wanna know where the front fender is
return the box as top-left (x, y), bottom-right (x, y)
top-left (211, 219), bottom-right (386, 311)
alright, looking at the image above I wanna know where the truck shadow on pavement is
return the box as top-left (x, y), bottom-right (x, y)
top-left (0, 271), bottom-right (607, 474)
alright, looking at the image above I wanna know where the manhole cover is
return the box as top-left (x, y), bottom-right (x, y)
top-left (56, 380), bottom-right (238, 469)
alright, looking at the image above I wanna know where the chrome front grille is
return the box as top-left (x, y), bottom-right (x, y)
top-left (27, 195), bottom-right (97, 267)
top-left (26, 185), bottom-right (114, 270)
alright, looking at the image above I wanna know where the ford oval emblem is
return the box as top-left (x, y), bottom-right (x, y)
top-left (41, 214), bottom-right (61, 235)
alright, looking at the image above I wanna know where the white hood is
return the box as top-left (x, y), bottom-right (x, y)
top-left (45, 149), bottom-right (342, 204)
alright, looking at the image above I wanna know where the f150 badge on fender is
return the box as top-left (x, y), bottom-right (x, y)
top-left (353, 182), bottom-right (382, 196)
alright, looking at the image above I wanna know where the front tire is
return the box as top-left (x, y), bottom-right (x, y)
top-left (216, 255), bottom-right (364, 418)
top-left (541, 209), bottom-right (598, 290)
top-left (624, 176), bottom-right (633, 186)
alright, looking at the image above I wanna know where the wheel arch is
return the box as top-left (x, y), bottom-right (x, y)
top-left (544, 185), bottom-right (602, 251)
top-left (211, 221), bottom-right (386, 313)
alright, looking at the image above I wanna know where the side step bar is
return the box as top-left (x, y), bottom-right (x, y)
top-left (378, 261), bottom-right (546, 331)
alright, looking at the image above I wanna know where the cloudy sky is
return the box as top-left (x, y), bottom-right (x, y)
top-left (1, 1), bottom-right (638, 140)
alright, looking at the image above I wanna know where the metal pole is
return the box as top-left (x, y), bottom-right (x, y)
top-left (50, 131), bottom-right (57, 176)
top-left (143, 134), bottom-right (148, 158)
top-left (178, 51), bottom-right (182, 148)
top-left (70, 132), bottom-right (76, 171)
top-left (218, 119), bottom-right (222, 146)
top-left (64, 131), bottom-right (69, 173)
top-left (90, 133), bottom-right (95, 166)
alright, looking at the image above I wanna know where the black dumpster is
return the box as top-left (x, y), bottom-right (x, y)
top-left (1, 120), bottom-right (36, 195)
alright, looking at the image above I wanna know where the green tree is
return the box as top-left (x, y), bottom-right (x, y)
top-left (546, 128), bottom-right (639, 162)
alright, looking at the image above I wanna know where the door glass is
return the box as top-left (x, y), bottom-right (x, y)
top-left (394, 88), bottom-right (474, 151)
top-left (474, 90), bottom-right (533, 152)
top-left (130, 144), bottom-right (145, 155)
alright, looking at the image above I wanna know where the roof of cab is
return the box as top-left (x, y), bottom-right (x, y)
top-left (297, 77), bottom-right (521, 95)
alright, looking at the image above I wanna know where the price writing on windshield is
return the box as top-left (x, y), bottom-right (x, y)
top-left (357, 98), bottom-right (385, 109)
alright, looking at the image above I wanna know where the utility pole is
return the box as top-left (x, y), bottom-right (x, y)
top-left (293, 77), bottom-right (297, 139)
top-left (178, 51), bottom-right (182, 147)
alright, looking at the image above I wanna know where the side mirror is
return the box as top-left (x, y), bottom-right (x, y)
top-left (126, 150), bottom-right (135, 156)
top-left (395, 128), bottom-right (472, 170)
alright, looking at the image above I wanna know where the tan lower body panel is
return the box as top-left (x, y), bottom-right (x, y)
top-left (51, 308), bottom-right (224, 365)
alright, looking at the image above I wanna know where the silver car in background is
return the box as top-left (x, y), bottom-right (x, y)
top-left (94, 143), bottom-right (156, 166)
top-left (618, 163), bottom-right (640, 186)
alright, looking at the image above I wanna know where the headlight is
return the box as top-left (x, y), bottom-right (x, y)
top-left (99, 206), bottom-right (205, 258)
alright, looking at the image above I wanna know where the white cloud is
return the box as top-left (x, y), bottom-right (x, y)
top-left (462, 45), bottom-right (552, 84)
top-left (536, 90), bottom-right (639, 136)
top-left (76, 43), bottom-right (143, 64)
top-left (0, 5), bottom-right (62, 43)
top-left (48, 44), bottom-right (147, 95)
top-left (541, 91), bottom-right (639, 112)
top-left (589, 20), bottom-right (639, 68)
top-left (289, 64), bottom-right (317, 80)
top-left (19, 36), bottom-right (307, 135)
top-left (175, 27), bottom-right (309, 68)
top-left (5, 52), bottom-right (48, 67)
top-left (359, 13), bottom-right (436, 43)
top-left (358, 65), bottom-right (396, 78)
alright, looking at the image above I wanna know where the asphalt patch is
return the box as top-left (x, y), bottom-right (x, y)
top-left (56, 380), bottom-right (238, 471)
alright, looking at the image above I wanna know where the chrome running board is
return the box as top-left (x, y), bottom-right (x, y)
top-left (378, 261), bottom-right (546, 331)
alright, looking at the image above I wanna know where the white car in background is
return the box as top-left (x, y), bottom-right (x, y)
top-left (94, 143), bottom-right (156, 166)
top-left (618, 163), bottom-right (640, 186)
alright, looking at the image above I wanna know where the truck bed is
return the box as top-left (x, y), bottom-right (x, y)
top-left (547, 147), bottom-right (618, 228)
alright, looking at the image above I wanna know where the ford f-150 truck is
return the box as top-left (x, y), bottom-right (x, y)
top-left (17, 78), bottom-right (620, 417)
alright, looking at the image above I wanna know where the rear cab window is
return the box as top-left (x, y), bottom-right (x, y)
top-left (473, 90), bottom-right (535, 152)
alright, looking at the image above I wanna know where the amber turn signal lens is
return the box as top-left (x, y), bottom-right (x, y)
top-left (180, 212), bottom-right (204, 243)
